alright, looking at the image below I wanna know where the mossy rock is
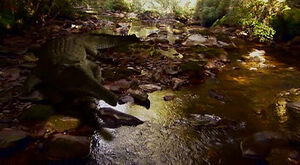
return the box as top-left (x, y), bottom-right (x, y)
top-left (45, 115), bottom-right (81, 133)
top-left (20, 105), bottom-right (54, 121)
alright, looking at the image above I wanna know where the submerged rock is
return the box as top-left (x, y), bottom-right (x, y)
top-left (209, 89), bottom-right (230, 103)
top-left (240, 131), bottom-right (289, 159)
top-left (189, 114), bottom-right (243, 130)
top-left (45, 134), bottom-right (90, 160)
top-left (97, 107), bottom-right (144, 128)
top-left (0, 128), bottom-right (32, 157)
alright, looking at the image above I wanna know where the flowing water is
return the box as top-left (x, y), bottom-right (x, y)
top-left (90, 30), bottom-right (300, 164)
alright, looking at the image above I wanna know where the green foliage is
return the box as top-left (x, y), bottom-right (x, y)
top-left (195, 0), bottom-right (289, 42)
top-left (126, 0), bottom-right (195, 17)
top-left (271, 8), bottom-right (300, 41)
top-left (0, 0), bottom-right (87, 34)
top-left (103, 0), bottom-right (129, 12)
top-left (194, 0), bottom-right (230, 27)
top-left (252, 21), bottom-right (275, 42)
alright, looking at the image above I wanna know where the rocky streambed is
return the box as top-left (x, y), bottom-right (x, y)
top-left (0, 12), bottom-right (300, 165)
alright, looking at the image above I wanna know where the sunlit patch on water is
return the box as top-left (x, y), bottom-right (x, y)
top-left (275, 98), bottom-right (288, 123)
top-left (98, 90), bottom-right (184, 123)
top-left (239, 49), bottom-right (277, 71)
top-left (225, 75), bottom-right (252, 85)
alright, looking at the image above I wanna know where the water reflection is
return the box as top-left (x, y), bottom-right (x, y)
top-left (98, 90), bottom-right (184, 123)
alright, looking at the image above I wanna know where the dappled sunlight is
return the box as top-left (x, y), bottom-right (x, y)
top-left (226, 75), bottom-right (252, 85)
top-left (275, 98), bottom-right (288, 123)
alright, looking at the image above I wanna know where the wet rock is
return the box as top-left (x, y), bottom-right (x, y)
top-left (139, 84), bottom-right (162, 93)
top-left (190, 114), bottom-right (242, 130)
top-left (44, 116), bottom-right (81, 133)
top-left (209, 89), bottom-right (230, 102)
top-left (97, 107), bottom-right (144, 128)
top-left (287, 102), bottom-right (300, 115)
top-left (0, 128), bottom-right (32, 157)
top-left (45, 134), bottom-right (90, 160)
top-left (240, 131), bottom-right (289, 159)
top-left (127, 89), bottom-right (150, 109)
top-left (118, 95), bottom-right (135, 104)
top-left (163, 95), bottom-right (175, 101)
top-left (172, 78), bottom-right (185, 90)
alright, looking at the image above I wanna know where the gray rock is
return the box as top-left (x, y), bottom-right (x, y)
top-left (45, 134), bottom-right (90, 160)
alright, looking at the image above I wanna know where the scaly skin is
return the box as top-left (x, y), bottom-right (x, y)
top-left (32, 33), bottom-right (139, 106)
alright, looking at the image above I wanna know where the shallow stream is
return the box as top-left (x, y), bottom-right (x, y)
top-left (90, 31), bottom-right (300, 164)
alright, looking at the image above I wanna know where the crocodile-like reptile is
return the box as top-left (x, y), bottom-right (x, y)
top-left (26, 33), bottom-right (139, 106)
